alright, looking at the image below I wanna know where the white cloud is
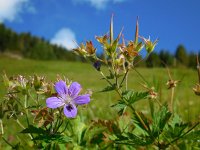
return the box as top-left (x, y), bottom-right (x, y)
top-left (87, 0), bottom-right (109, 9)
top-left (113, 0), bottom-right (126, 3)
top-left (51, 28), bottom-right (77, 50)
top-left (72, 0), bottom-right (126, 10)
top-left (0, 0), bottom-right (35, 22)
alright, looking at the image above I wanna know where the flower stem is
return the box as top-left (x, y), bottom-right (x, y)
top-left (197, 55), bottom-right (200, 84)
top-left (24, 94), bottom-right (28, 115)
top-left (100, 71), bottom-right (113, 86)
top-left (169, 87), bottom-right (174, 112)
top-left (0, 119), bottom-right (4, 135)
top-left (133, 68), bottom-right (148, 84)
top-left (16, 119), bottom-right (26, 129)
top-left (16, 119), bottom-right (34, 140)
top-left (125, 71), bottom-right (129, 90)
top-left (100, 68), bottom-right (150, 133)
top-left (119, 69), bottom-right (129, 90)
top-left (2, 137), bottom-right (14, 148)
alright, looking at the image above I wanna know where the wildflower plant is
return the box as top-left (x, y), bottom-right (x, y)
top-left (73, 16), bottom-right (200, 149)
top-left (0, 16), bottom-right (199, 149)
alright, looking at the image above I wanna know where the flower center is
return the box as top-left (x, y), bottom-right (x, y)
top-left (59, 94), bottom-right (73, 105)
top-left (66, 104), bottom-right (73, 112)
top-left (65, 95), bottom-right (72, 104)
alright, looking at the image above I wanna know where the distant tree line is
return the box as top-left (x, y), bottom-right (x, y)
top-left (0, 23), bottom-right (199, 68)
top-left (0, 23), bottom-right (77, 61)
top-left (133, 45), bottom-right (199, 68)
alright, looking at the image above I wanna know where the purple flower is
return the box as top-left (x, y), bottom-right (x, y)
top-left (46, 80), bottom-right (90, 118)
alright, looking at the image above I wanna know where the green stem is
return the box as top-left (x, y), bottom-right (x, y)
top-left (100, 71), bottom-right (113, 86)
top-left (24, 94), bottom-right (28, 115)
top-left (197, 55), bottom-right (200, 84)
top-left (166, 122), bottom-right (199, 147)
top-left (119, 69), bottom-right (129, 89)
top-left (0, 119), bottom-right (4, 135)
top-left (125, 71), bottom-right (128, 90)
top-left (60, 121), bottom-right (69, 133)
top-left (100, 69), bottom-right (150, 133)
top-left (16, 119), bottom-right (26, 129)
top-left (133, 68), bottom-right (148, 84)
top-left (170, 87), bottom-right (174, 112)
top-left (2, 137), bottom-right (14, 148)
top-left (16, 119), bottom-right (33, 139)
top-left (116, 88), bottom-right (150, 133)
top-left (36, 94), bottom-right (39, 107)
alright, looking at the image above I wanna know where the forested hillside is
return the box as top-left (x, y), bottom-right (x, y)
top-left (0, 23), bottom-right (199, 68)
top-left (0, 24), bottom-right (77, 61)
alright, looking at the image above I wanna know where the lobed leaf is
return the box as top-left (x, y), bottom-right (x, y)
top-left (20, 125), bottom-right (46, 134)
top-left (122, 90), bottom-right (148, 105)
top-left (111, 100), bottom-right (126, 115)
top-left (151, 104), bottom-right (172, 137)
top-left (100, 84), bottom-right (116, 92)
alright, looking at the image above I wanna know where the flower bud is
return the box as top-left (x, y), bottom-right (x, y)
top-left (193, 84), bottom-right (200, 96)
top-left (166, 79), bottom-right (180, 89)
top-left (93, 61), bottom-right (101, 71)
top-left (86, 41), bottom-right (96, 55)
top-left (141, 36), bottom-right (158, 53)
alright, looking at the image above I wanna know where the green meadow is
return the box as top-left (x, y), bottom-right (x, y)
top-left (0, 56), bottom-right (199, 123)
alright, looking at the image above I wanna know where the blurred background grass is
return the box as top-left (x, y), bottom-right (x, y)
top-left (0, 56), bottom-right (199, 122)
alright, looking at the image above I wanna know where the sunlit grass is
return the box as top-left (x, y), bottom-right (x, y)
top-left (0, 56), bottom-right (199, 122)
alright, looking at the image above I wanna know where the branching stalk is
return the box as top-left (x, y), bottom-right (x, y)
top-left (100, 71), bottom-right (150, 133)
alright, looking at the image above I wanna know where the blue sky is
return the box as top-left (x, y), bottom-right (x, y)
top-left (0, 0), bottom-right (200, 54)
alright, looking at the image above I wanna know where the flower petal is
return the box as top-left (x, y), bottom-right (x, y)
top-left (74, 94), bottom-right (90, 105)
top-left (55, 80), bottom-right (68, 95)
top-left (63, 104), bottom-right (77, 118)
top-left (68, 82), bottom-right (81, 98)
top-left (46, 97), bottom-right (64, 108)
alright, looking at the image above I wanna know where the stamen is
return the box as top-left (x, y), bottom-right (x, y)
top-left (66, 104), bottom-right (73, 112)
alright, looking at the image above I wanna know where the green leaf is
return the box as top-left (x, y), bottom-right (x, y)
top-left (106, 70), bottom-right (114, 79)
top-left (167, 123), bottom-right (188, 138)
top-left (152, 104), bottom-right (172, 137)
top-left (115, 132), bottom-right (153, 146)
top-left (184, 130), bottom-right (200, 141)
top-left (0, 103), bottom-right (6, 119)
top-left (122, 90), bottom-right (148, 104)
top-left (133, 111), bottom-right (151, 135)
top-left (33, 134), bottom-right (72, 144)
top-left (111, 100), bottom-right (126, 115)
top-left (100, 84), bottom-right (116, 92)
top-left (165, 114), bottom-right (188, 139)
top-left (20, 125), bottom-right (46, 134)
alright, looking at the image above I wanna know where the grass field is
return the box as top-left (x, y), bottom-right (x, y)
top-left (0, 56), bottom-right (199, 122)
